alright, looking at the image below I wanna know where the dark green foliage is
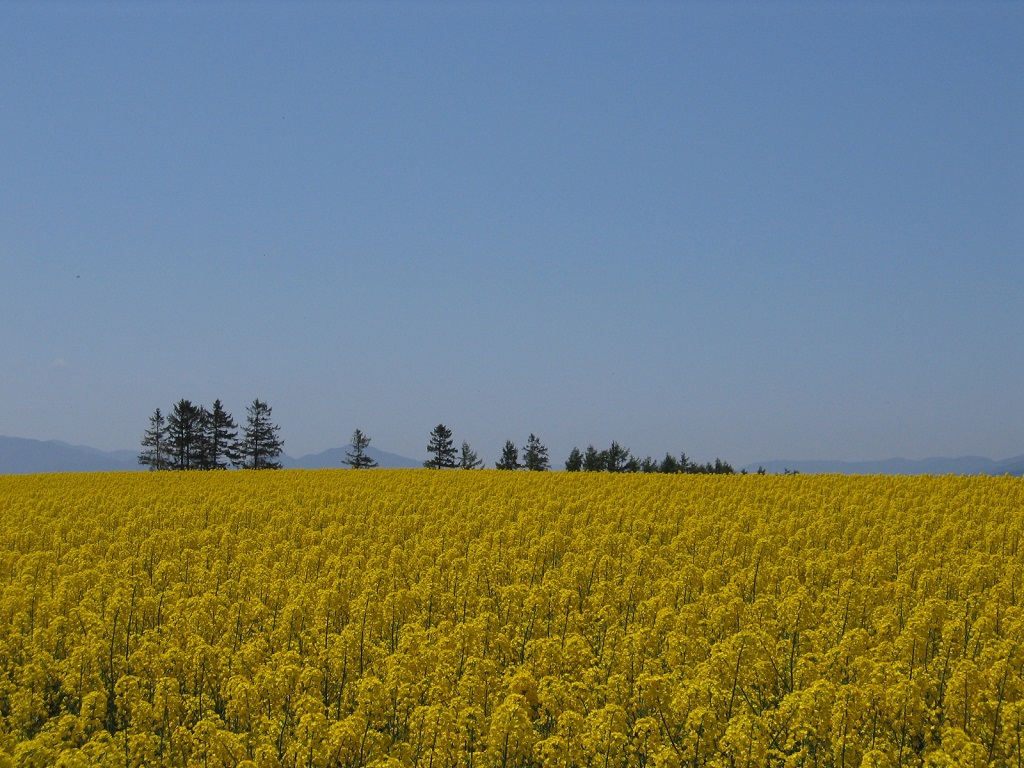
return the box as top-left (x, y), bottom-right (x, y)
top-left (605, 441), bottom-right (633, 473)
top-left (659, 453), bottom-right (680, 473)
top-left (167, 399), bottom-right (205, 470)
top-left (424, 424), bottom-right (457, 469)
top-left (239, 399), bottom-right (284, 469)
top-left (138, 408), bottom-right (171, 470)
top-left (582, 445), bottom-right (604, 472)
top-left (143, 399), bottom-right (242, 470)
top-left (522, 434), bottom-right (550, 471)
top-left (639, 456), bottom-right (660, 473)
top-left (564, 447), bottom-right (583, 472)
top-left (458, 441), bottom-right (483, 469)
top-left (683, 457), bottom-right (736, 474)
top-left (204, 399), bottom-right (240, 469)
top-left (495, 440), bottom-right (521, 470)
top-left (344, 428), bottom-right (378, 469)
top-left (569, 443), bottom-right (736, 475)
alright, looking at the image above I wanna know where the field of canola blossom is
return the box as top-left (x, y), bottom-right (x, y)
top-left (1, 470), bottom-right (1023, 768)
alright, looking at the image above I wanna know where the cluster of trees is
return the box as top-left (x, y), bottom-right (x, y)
top-left (142, 411), bottom-right (737, 474)
top-left (422, 424), bottom-right (484, 469)
top-left (495, 434), bottom-right (550, 470)
top-left (138, 398), bottom-right (284, 470)
top-left (416, 425), bottom-right (735, 474)
top-left (565, 443), bottom-right (736, 474)
top-left (418, 426), bottom-right (548, 471)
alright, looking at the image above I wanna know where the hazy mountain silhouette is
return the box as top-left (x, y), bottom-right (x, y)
top-left (0, 434), bottom-right (420, 474)
top-left (742, 455), bottom-right (1024, 476)
top-left (281, 446), bottom-right (421, 469)
top-left (3, 434), bottom-right (1021, 476)
top-left (0, 436), bottom-right (140, 474)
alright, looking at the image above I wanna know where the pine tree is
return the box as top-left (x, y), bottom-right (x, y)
top-left (582, 445), bottom-right (604, 472)
top-left (344, 428), bottom-right (378, 469)
top-left (714, 458), bottom-right (735, 474)
top-left (659, 453), bottom-right (681, 473)
top-left (239, 399), bottom-right (284, 469)
top-left (495, 440), bottom-right (520, 470)
top-left (565, 447), bottom-right (583, 472)
top-left (205, 399), bottom-right (240, 469)
top-left (522, 434), bottom-right (550, 471)
top-left (458, 441), bottom-right (483, 469)
top-left (605, 441), bottom-right (633, 473)
top-left (138, 408), bottom-right (170, 470)
top-left (639, 456), bottom-right (660, 473)
top-left (193, 405), bottom-right (215, 469)
top-left (424, 424), bottom-right (457, 469)
top-left (167, 399), bottom-right (205, 470)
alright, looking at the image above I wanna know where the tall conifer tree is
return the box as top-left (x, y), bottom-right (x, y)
top-left (458, 441), bottom-right (483, 469)
top-left (206, 399), bottom-right (240, 469)
top-left (424, 424), bottom-right (457, 468)
top-left (344, 428), bottom-right (378, 469)
top-left (565, 447), bottom-right (583, 472)
top-left (167, 399), bottom-right (204, 470)
top-left (495, 440), bottom-right (521, 470)
top-left (239, 399), bottom-right (284, 469)
top-left (522, 433), bottom-right (550, 471)
top-left (138, 408), bottom-right (170, 470)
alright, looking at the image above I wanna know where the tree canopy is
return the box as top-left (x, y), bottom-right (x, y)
top-left (140, 398), bottom-right (281, 470)
top-left (494, 440), bottom-right (520, 470)
top-left (424, 424), bottom-right (457, 469)
top-left (343, 428), bottom-right (378, 469)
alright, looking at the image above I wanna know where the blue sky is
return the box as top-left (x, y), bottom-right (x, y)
top-left (2, 2), bottom-right (1022, 467)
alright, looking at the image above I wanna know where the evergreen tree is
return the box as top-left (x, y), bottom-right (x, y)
top-left (714, 457), bottom-right (735, 474)
top-left (659, 452), bottom-right (681, 474)
top-left (582, 445), bottom-right (604, 472)
top-left (495, 440), bottom-right (520, 470)
top-left (639, 456), bottom-right (660, 473)
top-left (239, 399), bottom-right (284, 469)
top-left (679, 452), bottom-right (692, 473)
top-left (193, 405), bottom-right (216, 469)
top-left (458, 441), bottom-right (483, 469)
top-left (605, 441), bottom-right (633, 473)
top-left (167, 399), bottom-right (205, 470)
top-left (565, 447), bottom-right (583, 472)
top-left (424, 424), bottom-right (457, 469)
top-left (522, 433), bottom-right (550, 471)
top-left (138, 408), bottom-right (170, 470)
top-left (344, 428), bottom-right (378, 469)
top-left (206, 399), bottom-right (241, 469)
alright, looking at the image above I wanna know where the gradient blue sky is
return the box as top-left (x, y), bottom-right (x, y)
top-left (2, 2), bottom-right (1022, 467)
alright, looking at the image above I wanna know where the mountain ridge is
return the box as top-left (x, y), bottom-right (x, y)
top-left (0, 434), bottom-right (421, 474)
top-left (740, 455), bottom-right (1024, 476)
top-left (2, 434), bottom-right (1021, 476)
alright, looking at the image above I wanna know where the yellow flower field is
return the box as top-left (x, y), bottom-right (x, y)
top-left (1, 470), bottom-right (1022, 767)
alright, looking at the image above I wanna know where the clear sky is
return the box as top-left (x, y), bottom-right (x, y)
top-left (2, 2), bottom-right (1022, 468)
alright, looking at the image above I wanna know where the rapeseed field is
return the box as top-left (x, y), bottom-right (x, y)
top-left (1, 470), bottom-right (1022, 767)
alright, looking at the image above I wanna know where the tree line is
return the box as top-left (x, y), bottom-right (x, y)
top-left (141, 412), bottom-right (739, 473)
top-left (420, 423), bottom-right (737, 473)
top-left (138, 398), bottom-right (284, 470)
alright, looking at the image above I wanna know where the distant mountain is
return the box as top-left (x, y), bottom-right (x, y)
top-left (742, 455), bottom-right (1024, 477)
top-left (0, 435), bottom-right (141, 474)
top-left (0, 434), bottom-right (421, 474)
top-left (281, 446), bottom-right (421, 470)
top-left (4, 434), bottom-right (1019, 477)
